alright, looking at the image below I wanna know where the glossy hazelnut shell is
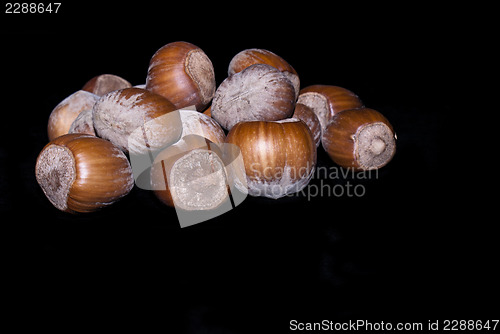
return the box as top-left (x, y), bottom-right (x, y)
top-left (226, 119), bottom-right (316, 198)
top-left (47, 90), bottom-right (99, 141)
top-left (82, 74), bottom-right (132, 96)
top-left (68, 109), bottom-right (95, 136)
top-left (92, 88), bottom-right (182, 154)
top-left (292, 103), bottom-right (322, 147)
top-left (35, 134), bottom-right (134, 213)
top-left (298, 85), bottom-right (364, 132)
top-left (146, 41), bottom-right (216, 111)
top-left (322, 108), bottom-right (396, 171)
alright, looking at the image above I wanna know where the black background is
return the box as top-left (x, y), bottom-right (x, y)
top-left (1, 2), bottom-right (496, 332)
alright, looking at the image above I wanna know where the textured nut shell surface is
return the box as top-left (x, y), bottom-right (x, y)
top-left (92, 88), bottom-right (182, 154)
top-left (151, 135), bottom-right (228, 209)
top-left (293, 103), bottom-right (322, 147)
top-left (68, 108), bottom-right (95, 136)
top-left (226, 119), bottom-right (316, 198)
top-left (179, 110), bottom-right (225, 144)
top-left (297, 85), bottom-right (364, 132)
top-left (35, 134), bottom-right (134, 213)
top-left (212, 64), bottom-right (296, 130)
top-left (146, 41), bottom-right (215, 111)
top-left (322, 108), bottom-right (395, 170)
top-left (82, 74), bottom-right (132, 96)
top-left (47, 90), bottom-right (99, 141)
top-left (228, 48), bottom-right (300, 95)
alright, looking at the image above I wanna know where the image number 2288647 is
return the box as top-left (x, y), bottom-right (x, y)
top-left (4, 2), bottom-right (61, 14)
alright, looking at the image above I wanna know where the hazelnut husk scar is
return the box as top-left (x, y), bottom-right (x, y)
top-left (146, 41), bottom-right (216, 112)
top-left (92, 88), bottom-right (182, 155)
top-left (150, 135), bottom-right (244, 211)
top-left (322, 108), bottom-right (396, 171)
top-left (47, 90), bottom-right (99, 141)
top-left (211, 64), bottom-right (296, 130)
top-left (228, 48), bottom-right (300, 96)
top-left (35, 134), bottom-right (134, 213)
top-left (297, 85), bottom-right (364, 133)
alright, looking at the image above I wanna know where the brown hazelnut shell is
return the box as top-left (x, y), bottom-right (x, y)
top-left (92, 88), bottom-right (182, 154)
top-left (297, 85), bottom-right (364, 132)
top-left (225, 119), bottom-right (316, 199)
top-left (179, 110), bottom-right (226, 144)
top-left (146, 41), bottom-right (216, 111)
top-left (228, 48), bottom-right (300, 96)
top-left (150, 135), bottom-right (230, 211)
top-left (202, 104), bottom-right (212, 117)
top-left (82, 74), bottom-right (132, 96)
top-left (322, 108), bottom-right (396, 171)
top-left (292, 103), bottom-right (322, 147)
top-left (212, 64), bottom-right (296, 130)
top-left (68, 109), bottom-right (95, 136)
top-left (47, 90), bottom-right (99, 141)
top-left (35, 134), bottom-right (134, 213)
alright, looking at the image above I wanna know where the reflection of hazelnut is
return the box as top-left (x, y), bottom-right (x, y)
top-left (146, 41), bottom-right (216, 111)
top-left (92, 88), bottom-right (182, 154)
top-left (82, 74), bottom-right (132, 96)
top-left (35, 134), bottom-right (134, 213)
top-left (47, 90), bottom-right (99, 141)
top-left (226, 119), bottom-right (316, 199)
top-left (212, 64), bottom-right (296, 130)
top-left (297, 85), bottom-right (364, 133)
top-left (322, 108), bottom-right (396, 171)
top-left (228, 48), bottom-right (300, 96)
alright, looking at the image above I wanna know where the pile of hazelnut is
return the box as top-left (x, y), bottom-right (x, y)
top-left (35, 41), bottom-right (396, 214)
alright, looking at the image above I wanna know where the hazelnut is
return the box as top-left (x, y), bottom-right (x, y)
top-left (92, 88), bottom-right (182, 154)
top-left (179, 109), bottom-right (226, 144)
top-left (150, 135), bottom-right (231, 211)
top-left (228, 48), bottom-right (300, 96)
top-left (297, 85), bottom-right (364, 133)
top-left (202, 104), bottom-right (212, 117)
top-left (292, 103), bottom-right (322, 147)
top-left (68, 109), bottom-right (95, 136)
top-left (35, 133), bottom-right (134, 213)
top-left (47, 90), bottom-right (99, 141)
top-left (322, 108), bottom-right (396, 170)
top-left (211, 64), bottom-right (296, 131)
top-left (226, 118), bottom-right (316, 199)
top-left (82, 74), bottom-right (132, 96)
top-left (146, 41), bottom-right (216, 111)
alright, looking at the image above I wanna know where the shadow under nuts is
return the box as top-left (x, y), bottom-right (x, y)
top-left (212, 64), bottom-right (296, 131)
top-left (226, 119), bottom-right (316, 199)
top-left (322, 108), bottom-right (396, 171)
top-left (35, 134), bottom-right (134, 213)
